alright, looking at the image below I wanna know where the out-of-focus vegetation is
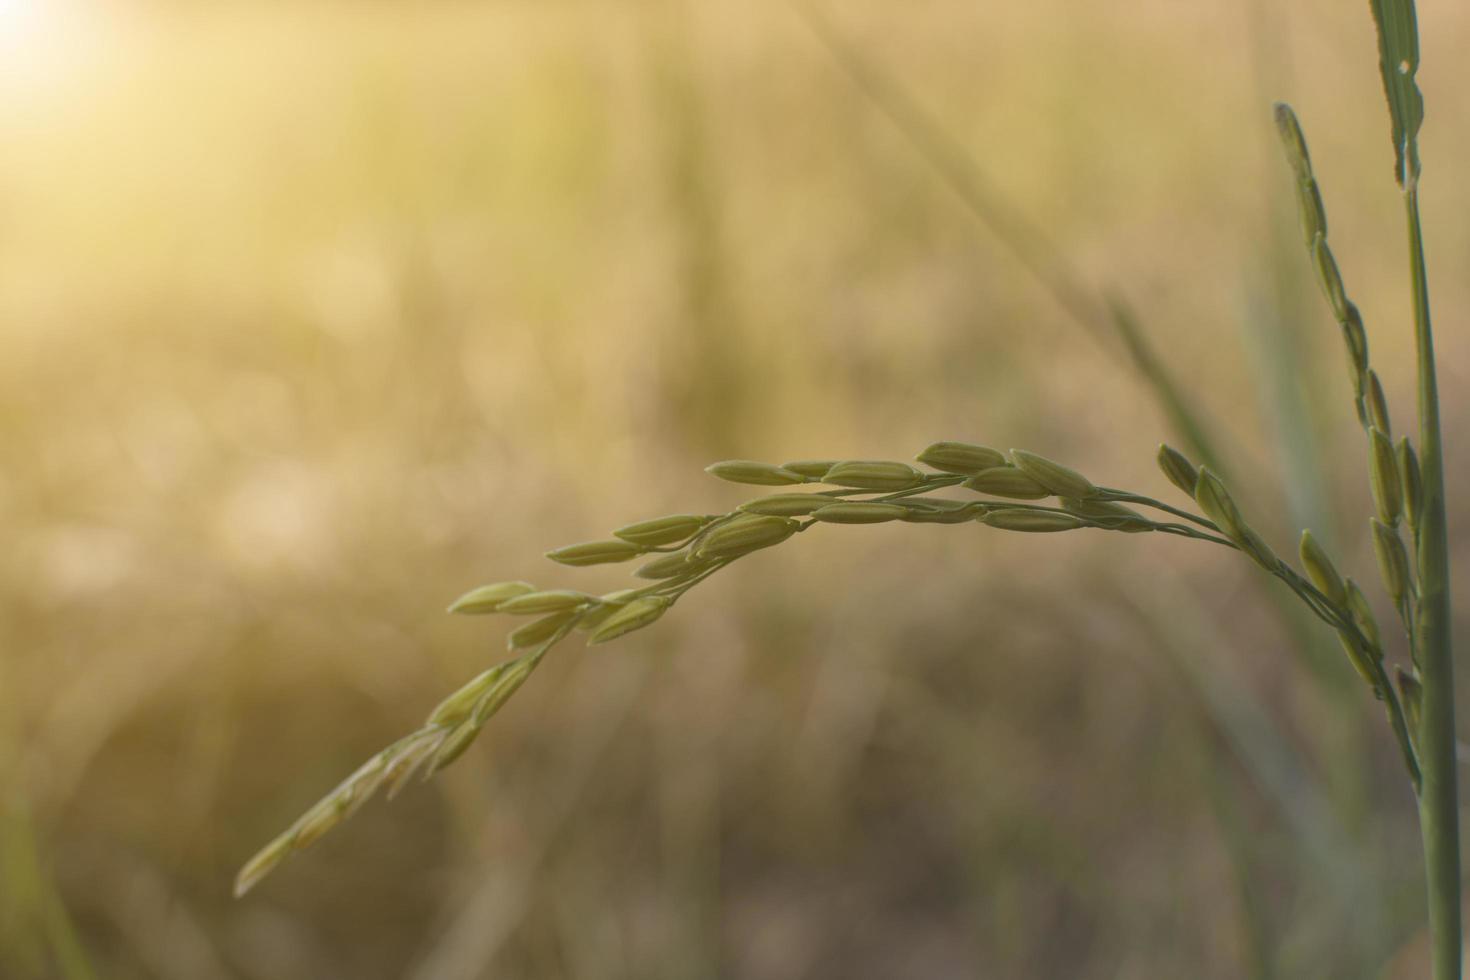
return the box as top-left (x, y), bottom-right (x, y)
top-left (2, 1), bottom-right (1468, 977)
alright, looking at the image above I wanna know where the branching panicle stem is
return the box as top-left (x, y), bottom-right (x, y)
top-left (240, 437), bottom-right (1434, 898)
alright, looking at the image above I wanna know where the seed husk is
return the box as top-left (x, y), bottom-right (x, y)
top-left (900, 497), bottom-right (977, 512)
top-left (1299, 530), bottom-right (1347, 606)
top-left (1397, 667), bottom-right (1423, 734)
top-left (1366, 371), bottom-right (1391, 436)
top-left (705, 460), bottom-right (807, 486)
top-left (904, 508), bottom-right (983, 524)
top-left (811, 502), bottom-right (909, 524)
top-left (1294, 177), bottom-right (1328, 246)
top-left (575, 590), bottom-right (642, 630)
top-left (695, 514), bottom-right (798, 559)
top-left (899, 498), bottom-right (981, 524)
top-left (235, 832), bottom-right (294, 897)
top-left (823, 460), bottom-right (926, 491)
top-left (331, 753), bottom-right (390, 821)
top-left (1345, 578), bottom-right (1382, 651)
top-left (545, 540), bottom-right (646, 567)
top-left (1193, 468), bottom-right (1246, 540)
top-left (588, 596), bottom-right (671, 645)
top-left (1341, 302), bottom-right (1369, 386)
top-left (382, 731), bottom-right (448, 800)
top-left (614, 514), bottom-right (711, 547)
top-left (574, 605), bottom-right (619, 631)
top-left (426, 719), bottom-right (485, 775)
top-left (1371, 518), bottom-right (1411, 605)
top-left (1337, 631), bottom-right (1380, 687)
top-left (915, 441), bottom-right (1007, 476)
top-left (1060, 497), bottom-right (1151, 532)
top-left (1157, 444), bottom-right (1199, 497)
top-left (1312, 235), bottom-right (1348, 322)
top-left (635, 550), bottom-right (707, 580)
top-left (507, 610), bottom-right (579, 650)
top-left (1009, 449), bottom-right (1096, 498)
top-left (1369, 427), bottom-right (1402, 526)
top-left (470, 657), bottom-right (537, 725)
top-left (1058, 497), bottom-right (1137, 519)
top-left (1193, 472), bottom-right (1276, 570)
top-left (981, 509), bottom-right (1086, 532)
top-left (780, 459), bottom-right (838, 479)
top-left (739, 493), bottom-right (832, 517)
top-left (1237, 528), bottom-right (1280, 572)
top-left (427, 664), bottom-right (512, 727)
top-left (963, 466), bottom-right (1050, 499)
top-left (447, 581), bottom-right (537, 615)
top-left (1273, 103), bottom-right (1313, 179)
top-left (499, 589), bottom-right (596, 615)
top-left (1398, 437), bottom-right (1422, 531)
top-left (290, 794), bottom-right (349, 852)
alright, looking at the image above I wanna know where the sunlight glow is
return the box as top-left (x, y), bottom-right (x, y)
top-left (0, 0), bottom-right (99, 95)
top-left (0, 0), bottom-right (54, 44)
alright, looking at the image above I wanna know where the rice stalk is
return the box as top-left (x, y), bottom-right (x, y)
top-left (238, 437), bottom-right (1419, 895)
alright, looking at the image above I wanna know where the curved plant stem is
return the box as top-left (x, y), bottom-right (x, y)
top-left (1404, 179), bottom-right (1459, 980)
top-left (1096, 488), bottom-right (1221, 531)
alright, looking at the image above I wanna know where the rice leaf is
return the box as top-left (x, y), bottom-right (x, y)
top-left (1368, 0), bottom-right (1423, 183)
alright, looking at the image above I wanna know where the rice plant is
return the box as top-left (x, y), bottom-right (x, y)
top-left (238, 1), bottom-right (1458, 974)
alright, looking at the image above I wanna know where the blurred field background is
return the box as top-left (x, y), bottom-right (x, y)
top-left (3, 1), bottom-right (1470, 977)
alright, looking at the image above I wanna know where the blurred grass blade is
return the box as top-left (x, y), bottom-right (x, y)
top-left (1119, 577), bottom-right (1390, 967)
top-left (1198, 730), bottom-right (1277, 980)
top-left (795, 1), bottom-right (1227, 472)
top-left (1107, 298), bottom-right (1228, 470)
top-left (1239, 284), bottom-right (1334, 540)
top-left (0, 803), bottom-right (97, 980)
top-left (792, 1), bottom-right (1095, 332)
top-left (1368, 0), bottom-right (1423, 184)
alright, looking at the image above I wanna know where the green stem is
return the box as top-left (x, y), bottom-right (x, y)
top-left (1405, 181), bottom-right (1460, 980)
top-left (1097, 488), bottom-right (1220, 531)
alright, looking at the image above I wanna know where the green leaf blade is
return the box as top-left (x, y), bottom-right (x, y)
top-left (1369, 0), bottom-right (1424, 183)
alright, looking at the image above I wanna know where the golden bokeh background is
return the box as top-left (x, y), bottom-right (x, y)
top-left (3, 1), bottom-right (1469, 977)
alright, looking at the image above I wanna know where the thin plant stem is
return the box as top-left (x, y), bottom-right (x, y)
top-left (1096, 488), bottom-right (1221, 531)
top-left (1404, 177), bottom-right (1459, 980)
